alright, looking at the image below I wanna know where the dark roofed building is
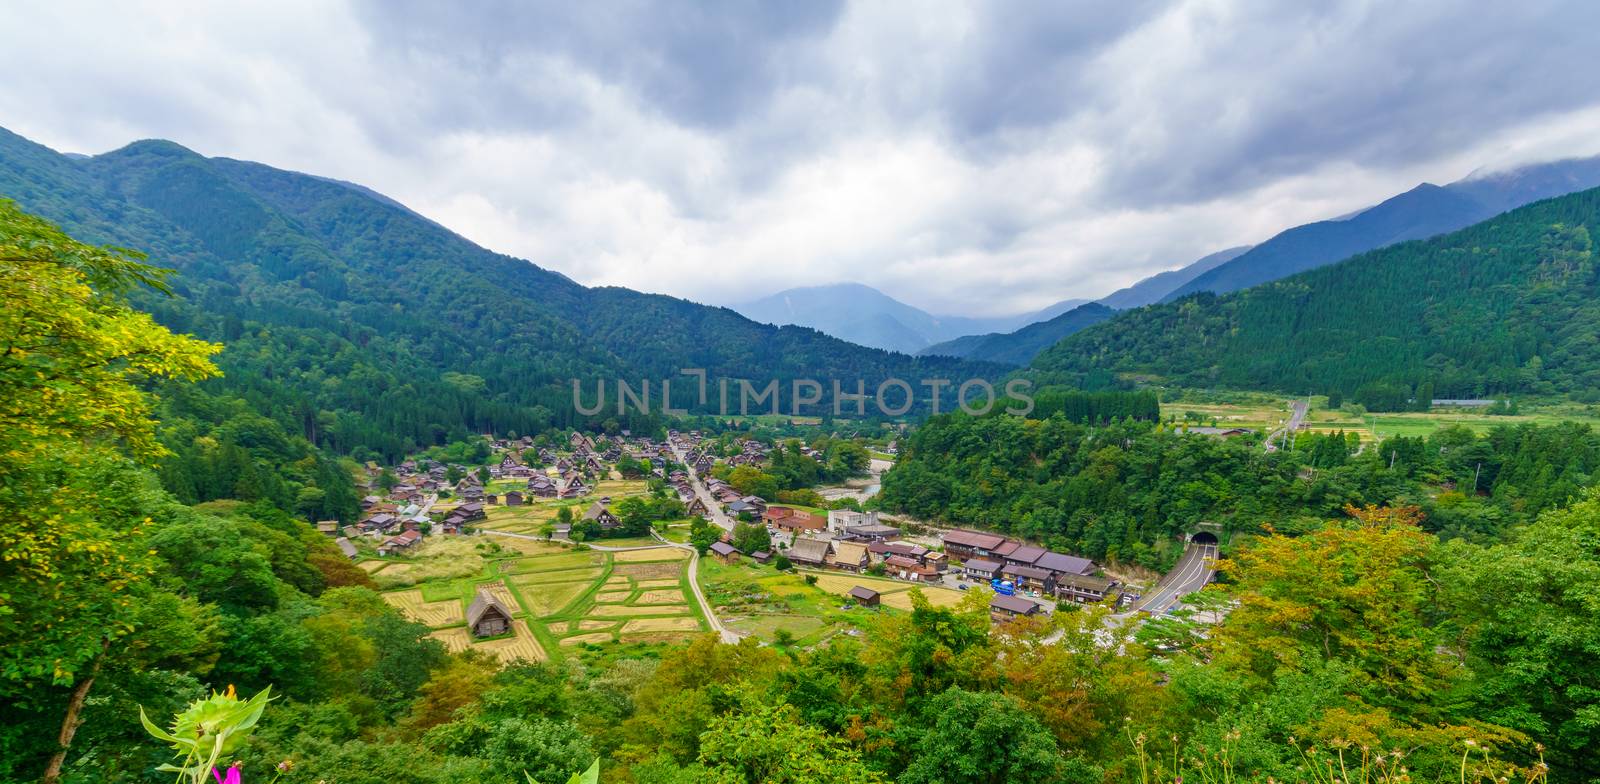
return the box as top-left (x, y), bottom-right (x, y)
top-left (943, 529), bottom-right (1008, 558)
top-left (1003, 545), bottom-right (1048, 567)
top-left (848, 586), bottom-right (880, 607)
top-left (1001, 564), bottom-right (1056, 593)
top-left (1035, 551), bottom-right (1096, 576)
top-left (962, 558), bottom-right (1004, 580)
top-left (335, 536), bottom-right (359, 559)
top-left (709, 541), bottom-right (740, 564)
top-left (1056, 572), bottom-right (1116, 604)
top-left (990, 594), bottom-right (1041, 622)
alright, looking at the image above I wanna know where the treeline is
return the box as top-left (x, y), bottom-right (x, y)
top-left (1029, 388), bottom-right (1160, 423)
top-left (1030, 186), bottom-right (1600, 400)
top-left (878, 411), bottom-right (1600, 567)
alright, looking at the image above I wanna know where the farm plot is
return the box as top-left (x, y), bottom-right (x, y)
top-left (593, 590), bottom-right (633, 603)
top-left (383, 590), bottom-right (465, 627)
top-left (620, 617), bottom-right (701, 634)
top-left (612, 547), bottom-right (688, 563)
top-left (485, 535), bottom-right (570, 556)
top-left (478, 581), bottom-right (524, 614)
top-left (634, 589), bottom-right (686, 605)
top-left (428, 626), bottom-right (472, 653)
top-left (358, 561), bottom-right (387, 573)
top-left (560, 633), bottom-right (615, 647)
top-left (473, 620), bottom-right (546, 663)
top-left (507, 551), bottom-right (603, 573)
top-left (587, 603), bottom-right (691, 618)
top-left (508, 578), bottom-right (590, 616)
top-left (613, 561), bottom-right (683, 580)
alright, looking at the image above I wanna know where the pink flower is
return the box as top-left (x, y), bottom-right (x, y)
top-left (212, 764), bottom-right (242, 784)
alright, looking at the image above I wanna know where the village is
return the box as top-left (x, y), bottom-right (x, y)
top-left (319, 427), bottom-right (1194, 662)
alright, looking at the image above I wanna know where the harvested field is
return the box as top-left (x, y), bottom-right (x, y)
top-left (382, 590), bottom-right (465, 627)
top-left (635, 578), bottom-right (681, 589)
top-left (473, 620), bottom-right (545, 663)
top-left (358, 561), bottom-right (386, 573)
top-left (514, 568), bottom-right (602, 585)
top-left (634, 589), bottom-right (687, 605)
top-left (575, 619), bottom-right (617, 631)
top-left (428, 626), bottom-right (472, 653)
top-left (618, 632), bottom-right (698, 644)
top-left (620, 617), bottom-right (702, 633)
top-left (509, 580), bottom-right (589, 617)
top-left (587, 603), bottom-right (690, 617)
top-left (614, 562), bottom-right (682, 580)
top-left (880, 587), bottom-right (966, 610)
top-left (612, 547), bottom-right (687, 563)
top-left (593, 590), bottom-right (632, 603)
top-left (560, 632), bottom-right (615, 647)
top-left (478, 581), bottom-right (523, 614)
top-left (602, 576), bottom-right (632, 589)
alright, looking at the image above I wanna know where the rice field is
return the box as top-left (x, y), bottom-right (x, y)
top-left (382, 589), bottom-right (465, 627)
top-left (593, 590), bottom-right (633, 603)
top-left (620, 617), bottom-right (701, 633)
top-left (473, 620), bottom-right (546, 663)
top-left (633, 589), bottom-right (686, 605)
top-left (508, 579), bottom-right (590, 616)
top-left (560, 632), bottom-right (615, 647)
top-left (612, 547), bottom-right (688, 563)
top-left (613, 562), bottom-right (683, 580)
top-left (587, 603), bottom-right (691, 617)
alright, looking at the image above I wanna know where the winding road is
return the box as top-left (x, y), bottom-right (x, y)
top-left (1264, 399), bottom-right (1309, 452)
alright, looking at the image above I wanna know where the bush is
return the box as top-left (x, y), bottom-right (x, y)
top-left (773, 554), bottom-right (793, 571)
top-left (803, 574), bottom-right (817, 586)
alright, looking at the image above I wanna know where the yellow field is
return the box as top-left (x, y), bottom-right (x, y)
top-left (560, 632), bottom-right (615, 646)
top-left (473, 619), bottom-right (545, 663)
top-left (508, 579), bottom-right (590, 616)
top-left (428, 626), bottom-right (471, 653)
top-left (602, 576), bottom-right (634, 589)
top-left (357, 561), bottom-right (386, 573)
top-left (612, 547), bottom-right (688, 563)
top-left (587, 603), bottom-right (690, 617)
top-left (635, 578), bottom-right (681, 589)
top-left (880, 586), bottom-right (967, 610)
top-left (479, 581), bottom-right (523, 614)
top-left (620, 617), bottom-right (702, 633)
top-left (805, 572), bottom-right (966, 610)
top-left (634, 589), bottom-right (685, 605)
top-left (574, 619), bottom-right (616, 631)
top-left (382, 589), bottom-right (465, 627)
top-left (594, 590), bottom-right (632, 603)
top-left (613, 562), bottom-right (682, 580)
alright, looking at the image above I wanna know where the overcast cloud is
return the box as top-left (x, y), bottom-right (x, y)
top-left (2, 0), bottom-right (1599, 316)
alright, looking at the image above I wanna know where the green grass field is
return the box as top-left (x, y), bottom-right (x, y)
top-left (1163, 395), bottom-right (1600, 444)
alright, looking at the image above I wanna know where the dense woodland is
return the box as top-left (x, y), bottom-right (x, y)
top-left (880, 404), bottom-right (1600, 567)
top-left (1031, 186), bottom-right (1600, 404)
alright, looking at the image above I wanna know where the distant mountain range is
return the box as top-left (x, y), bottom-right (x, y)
top-left (1162, 155), bottom-right (1600, 302)
top-left (903, 154), bottom-right (1600, 365)
top-left (728, 282), bottom-right (1085, 355)
top-left (1029, 182), bottom-right (1600, 400)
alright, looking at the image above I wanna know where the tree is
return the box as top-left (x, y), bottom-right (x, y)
top-left (695, 702), bottom-right (886, 783)
top-left (0, 201), bottom-right (220, 783)
top-left (1441, 490), bottom-right (1600, 779)
top-left (899, 688), bottom-right (1069, 784)
top-left (1214, 505), bottom-right (1456, 712)
top-left (731, 523), bottom-right (770, 555)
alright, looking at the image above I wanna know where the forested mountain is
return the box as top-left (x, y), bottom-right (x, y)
top-left (1030, 185), bottom-right (1600, 402)
top-left (1163, 154), bottom-right (1600, 301)
top-left (1096, 245), bottom-right (1252, 309)
top-left (731, 281), bottom-right (1085, 354)
top-left (917, 302), bottom-right (1115, 365)
top-left (0, 127), bottom-right (999, 462)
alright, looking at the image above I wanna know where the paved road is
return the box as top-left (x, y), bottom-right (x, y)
top-left (1131, 541), bottom-right (1218, 615)
top-left (670, 443), bottom-right (734, 532)
top-left (1264, 399), bottom-right (1309, 452)
top-left (478, 528), bottom-right (741, 643)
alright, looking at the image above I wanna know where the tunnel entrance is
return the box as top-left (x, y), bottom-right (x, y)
top-left (1190, 531), bottom-right (1219, 545)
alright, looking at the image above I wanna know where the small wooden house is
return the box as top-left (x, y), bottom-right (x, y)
top-left (848, 586), bottom-right (880, 607)
top-left (709, 541), bottom-right (740, 564)
top-left (467, 588), bottom-right (515, 638)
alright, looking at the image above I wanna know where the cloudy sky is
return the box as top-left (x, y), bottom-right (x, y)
top-left (3, 1), bottom-right (1600, 316)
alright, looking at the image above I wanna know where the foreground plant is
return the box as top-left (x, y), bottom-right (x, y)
top-left (140, 685), bottom-right (274, 784)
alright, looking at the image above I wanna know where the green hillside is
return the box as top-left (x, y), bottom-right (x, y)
top-left (1031, 186), bottom-right (1600, 402)
top-left (0, 128), bottom-right (998, 460)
